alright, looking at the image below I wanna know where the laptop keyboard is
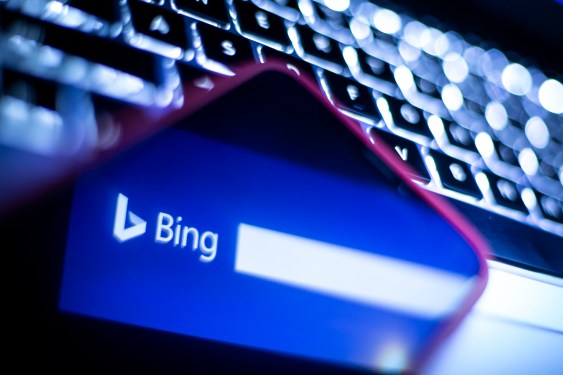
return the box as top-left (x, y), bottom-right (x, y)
top-left (1, 1), bottom-right (562, 250)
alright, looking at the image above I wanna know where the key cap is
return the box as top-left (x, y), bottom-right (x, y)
top-left (414, 75), bottom-right (442, 100)
top-left (381, 95), bottom-right (433, 138)
top-left (428, 116), bottom-right (480, 163)
top-left (371, 26), bottom-right (399, 46)
top-left (443, 119), bottom-right (479, 153)
top-left (311, 1), bottom-right (348, 26)
top-left (170, 62), bottom-right (222, 105)
top-left (176, 61), bottom-right (219, 83)
top-left (128, 0), bottom-right (189, 49)
top-left (1, 10), bottom-right (166, 85)
top-left (196, 22), bottom-right (254, 66)
top-left (254, 0), bottom-right (301, 22)
top-left (369, 127), bottom-right (431, 183)
top-left (0, 67), bottom-right (92, 157)
top-left (495, 139), bottom-right (520, 167)
top-left (294, 24), bottom-right (345, 70)
top-left (538, 159), bottom-right (561, 183)
top-left (1, 68), bottom-right (58, 110)
top-left (234, 0), bottom-right (291, 49)
top-left (465, 98), bottom-right (487, 120)
top-left (428, 150), bottom-right (482, 199)
top-left (308, 0), bottom-right (352, 41)
top-left (270, 0), bottom-right (300, 12)
top-left (175, 61), bottom-right (224, 96)
top-left (457, 74), bottom-right (489, 106)
top-left (323, 70), bottom-right (379, 119)
top-left (355, 49), bottom-right (395, 83)
top-left (172, 0), bottom-right (229, 26)
top-left (484, 172), bottom-right (528, 213)
top-left (260, 47), bottom-right (316, 79)
top-left (475, 131), bottom-right (519, 166)
top-left (68, 0), bottom-right (121, 23)
top-left (534, 191), bottom-right (563, 225)
top-left (411, 52), bottom-right (444, 83)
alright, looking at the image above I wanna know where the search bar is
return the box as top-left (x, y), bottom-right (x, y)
top-left (235, 223), bottom-right (470, 318)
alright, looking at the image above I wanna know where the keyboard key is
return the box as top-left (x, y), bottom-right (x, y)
top-left (428, 116), bottom-right (480, 163)
top-left (410, 53), bottom-right (445, 83)
top-left (233, 0), bottom-right (291, 49)
top-left (538, 159), bottom-right (561, 183)
top-left (68, 0), bottom-right (121, 23)
top-left (175, 62), bottom-right (225, 101)
top-left (381, 95), bottom-right (433, 138)
top-left (495, 140), bottom-right (521, 167)
top-left (176, 61), bottom-right (218, 89)
top-left (443, 120), bottom-right (479, 153)
top-left (128, 0), bottom-right (189, 49)
top-left (196, 22), bottom-right (254, 67)
top-left (0, 67), bottom-right (90, 156)
top-left (294, 24), bottom-right (345, 71)
top-left (369, 128), bottom-right (431, 183)
top-left (311, 1), bottom-right (348, 27)
top-left (428, 150), bottom-right (482, 199)
top-left (484, 172), bottom-right (528, 213)
top-left (371, 26), bottom-right (399, 46)
top-left (255, 0), bottom-right (301, 22)
top-left (355, 49), bottom-right (395, 83)
top-left (475, 131), bottom-right (521, 167)
top-left (322, 71), bottom-right (379, 120)
top-left (1, 68), bottom-right (58, 110)
top-left (1, 10), bottom-right (166, 85)
top-left (172, 0), bottom-right (229, 26)
top-left (308, 0), bottom-right (353, 42)
top-left (535, 191), bottom-right (563, 224)
top-left (457, 74), bottom-right (489, 106)
top-left (413, 75), bottom-right (442, 100)
top-left (259, 47), bottom-right (316, 79)
top-left (465, 99), bottom-right (487, 120)
top-left (269, 0), bottom-right (300, 12)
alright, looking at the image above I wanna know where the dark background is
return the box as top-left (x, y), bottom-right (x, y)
top-left (375, 0), bottom-right (563, 76)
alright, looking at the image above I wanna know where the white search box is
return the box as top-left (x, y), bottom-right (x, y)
top-left (235, 223), bottom-right (472, 319)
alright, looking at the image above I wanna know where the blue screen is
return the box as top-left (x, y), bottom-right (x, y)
top-left (60, 124), bottom-right (479, 372)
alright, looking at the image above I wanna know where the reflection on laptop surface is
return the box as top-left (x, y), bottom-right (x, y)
top-left (1, 0), bottom-right (562, 374)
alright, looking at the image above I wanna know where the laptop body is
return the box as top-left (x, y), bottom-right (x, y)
top-left (1, 0), bottom-right (562, 373)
